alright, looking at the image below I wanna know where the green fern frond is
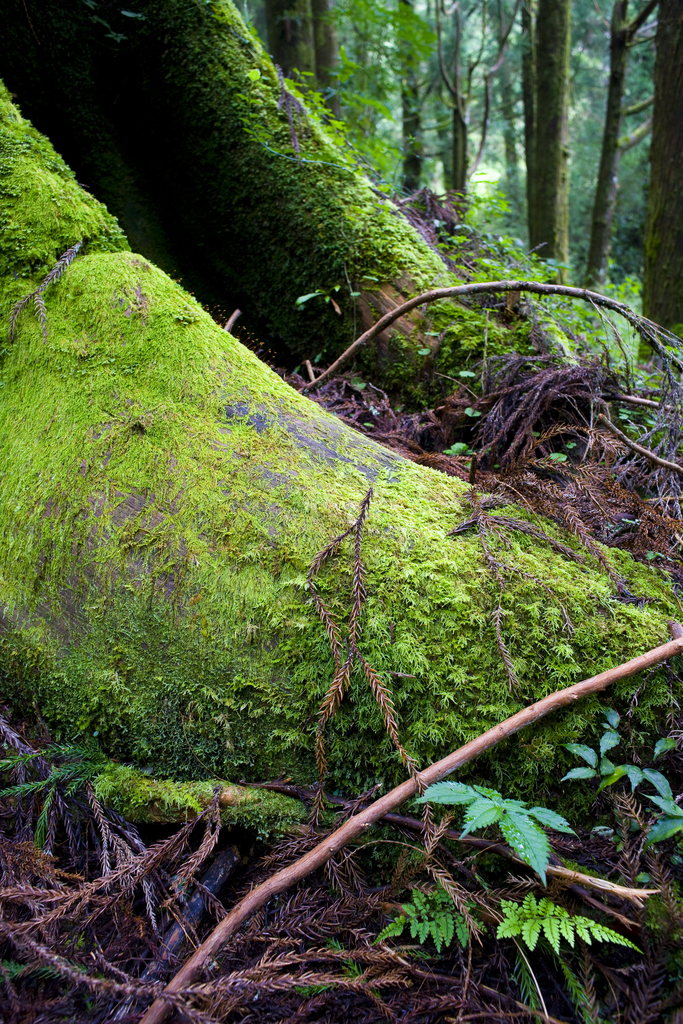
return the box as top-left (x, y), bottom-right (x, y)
top-left (497, 895), bottom-right (641, 954)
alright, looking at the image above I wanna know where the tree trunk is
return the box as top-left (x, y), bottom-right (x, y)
top-left (498, 58), bottom-right (521, 220)
top-left (0, 83), bottom-right (677, 806)
top-left (265, 0), bottom-right (316, 79)
top-left (0, 0), bottom-right (459, 403)
top-left (643, 0), bottom-right (683, 333)
top-left (585, 2), bottom-right (630, 288)
top-left (311, 0), bottom-right (341, 114)
top-left (400, 0), bottom-right (423, 193)
top-left (530, 0), bottom-right (571, 272)
top-left (402, 77), bottom-right (423, 193)
top-left (521, 0), bottom-right (537, 246)
top-left (452, 106), bottom-right (468, 195)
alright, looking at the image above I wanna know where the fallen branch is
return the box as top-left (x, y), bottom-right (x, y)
top-left (224, 308), bottom-right (241, 332)
top-left (597, 413), bottom-right (683, 476)
top-left (139, 624), bottom-right (683, 1024)
top-left (612, 393), bottom-right (665, 411)
top-left (383, 813), bottom-right (654, 907)
top-left (304, 280), bottom-right (680, 393)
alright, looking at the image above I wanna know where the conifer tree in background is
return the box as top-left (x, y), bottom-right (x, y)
top-left (527, 0), bottom-right (572, 274)
top-left (643, 0), bottom-right (683, 333)
top-left (265, 0), bottom-right (317, 78)
top-left (400, 0), bottom-right (423, 192)
top-left (584, 0), bottom-right (657, 288)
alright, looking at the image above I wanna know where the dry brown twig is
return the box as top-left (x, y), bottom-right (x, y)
top-left (303, 280), bottom-right (683, 393)
top-left (597, 413), bottom-right (683, 476)
top-left (138, 626), bottom-right (683, 1024)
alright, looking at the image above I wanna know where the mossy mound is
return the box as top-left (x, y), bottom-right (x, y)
top-left (0, 82), bottom-right (128, 312)
top-left (0, 76), bottom-right (679, 819)
top-left (0, 241), bottom-right (678, 808)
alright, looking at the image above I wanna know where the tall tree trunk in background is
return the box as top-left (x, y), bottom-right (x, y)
top-left (311, 0), bottom-right (340, 114)
top-left (400, 0), bottom-right (423, 192)
top-left (452, 106), bottom-right (468, 194)
top-left (585, 2), bottom-right (630, 287)
top-left (643, 0), bottom-right (683, 332)
top-left (521, 0), bottom-right (537, 246)
top-left (530, 0), bottom-right (571, 273)
top-left (265, 0), bottom-right (316, 78)
top-left (585, 0), bottom-right (658, 287)
top-left (498, 39), bottom-right (521, 220)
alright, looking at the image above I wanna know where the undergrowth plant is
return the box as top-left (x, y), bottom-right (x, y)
top-left (497, 894), bottom-right (640, 954)
top-left (417, 781), bottom-right (574, 882)
top-left (562, 708), bottom-right (683, 845)
top-left (376, 886), bottom-right (468, 952)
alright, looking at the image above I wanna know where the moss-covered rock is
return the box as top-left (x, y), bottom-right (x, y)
top-left (0, 0), bottom-right (532, 404)
top-left (0, 78), bottom-right (680, 821)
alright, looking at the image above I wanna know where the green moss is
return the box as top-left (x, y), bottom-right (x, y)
top-left (93, 764), bottom-right (304, 835)
top-left (0, 5), bottom-right (531, 405)
top-left (0, 241), bottom-right (679, 816)
top-left (0, 82), bottom-right (128, 312)
top-left (0, 77), bottom-right (680, 822)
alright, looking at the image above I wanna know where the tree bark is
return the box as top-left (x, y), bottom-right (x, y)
top-left (498, 59), bottom-right (521, 219)
top-left (400, 0), bottom-right (423, 192)
top-left (311, 0), bottom-right (340, 113)
top-left (585, 0), bottom-right (658, 288)
top-left (452, 105), bottom-right (468, 195)
top-left (265, 0), bottom-right (316, 78)
top-left (585, 2), bottom-right (631, 288)
top-left (521, 0), bottom-right (537, 246)
top-left (643, 0), bottom-right (683, 333)
top-left (530, 0), bottom-right (571, 272)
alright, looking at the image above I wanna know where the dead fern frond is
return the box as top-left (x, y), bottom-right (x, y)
top-left (308, 489), bottom-right (419, 804)
top-left (9, 241), bottom-right (82, 342)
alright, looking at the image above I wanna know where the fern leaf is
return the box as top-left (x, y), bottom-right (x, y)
top-left (521, 917), bottom-right (542, 951)
top-left (541, 912), bottom-right (562, 954)
top-left (375, 917), bottom-right (406, 944)
top-left (499, 810), bottom-right (551, 883)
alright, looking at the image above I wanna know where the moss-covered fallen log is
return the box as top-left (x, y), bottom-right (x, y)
top-left (0, 83), bottom-right (680, 819)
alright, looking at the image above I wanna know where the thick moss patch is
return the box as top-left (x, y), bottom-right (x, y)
top-left (0, 4), bottom-right (532, 403)
top-left (0, 81), bottom-right (128, 312)
top-left (0, 244), bottom-right (679, 812)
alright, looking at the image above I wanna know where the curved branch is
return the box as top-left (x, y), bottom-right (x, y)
top-left (627, 0), bottom-right (659, 36)
top-left (623, 94), bottom-right (654, 117)
top-left (139, 628), bottom-right (683, 1024)
top-left (304, 279), bottom-right (681, 393)
top-left (618, 115), bottom-right (652, 152)
top-left (597, 413), bottom-right (683, 475)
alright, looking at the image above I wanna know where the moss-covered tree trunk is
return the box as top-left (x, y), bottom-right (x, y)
top-left (0, 83), bottom-right (679, 811)
top-left (521, 0), bottom-right (537, 246)
top-left (529, 0), bottom-right (571, 272)
top-left (643, 0), bottom-right (683, 334)
top-left (0, 0), bottom-right (465, 402)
